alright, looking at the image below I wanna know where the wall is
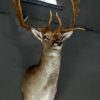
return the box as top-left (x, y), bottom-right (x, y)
top-left (0, 0), bottom-right (100, 100)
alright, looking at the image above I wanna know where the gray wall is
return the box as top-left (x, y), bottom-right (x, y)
top-left (0, 0), bottom-right (100, 100)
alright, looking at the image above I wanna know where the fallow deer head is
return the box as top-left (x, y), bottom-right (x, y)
top-left (13, 0), bottom-right (85, 50)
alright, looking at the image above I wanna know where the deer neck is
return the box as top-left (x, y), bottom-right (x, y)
top-left (39, 46), bottom-right (62, 75)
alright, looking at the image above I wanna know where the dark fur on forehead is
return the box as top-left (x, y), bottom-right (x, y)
top-left (53, 33), bottom-right (60, 40)
top-left (46, 30), bottom-right (61, 40)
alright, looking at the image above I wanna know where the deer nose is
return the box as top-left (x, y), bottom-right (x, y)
top-left (54, 41), bottom-right (62, 46)
top-left (58, 42), bottom-right (62, 46)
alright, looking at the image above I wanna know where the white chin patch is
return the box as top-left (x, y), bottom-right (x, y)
top-left (53, 46), bottom-right (62, 50)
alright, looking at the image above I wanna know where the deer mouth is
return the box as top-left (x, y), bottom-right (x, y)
top-left (53, 45), bottom-right (62, 50)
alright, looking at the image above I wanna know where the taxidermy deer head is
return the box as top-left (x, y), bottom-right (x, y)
top-left (13, 0), bottom-right (84, 49)
top-left (13, 0), bottom-right (85, 100)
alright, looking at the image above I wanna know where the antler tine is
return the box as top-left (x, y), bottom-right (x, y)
top-left (37, 10), bottom-right (53, 33)
top-left (71, 0), bottom-right (80, 27)
top-left (62, 27), bottom-right (86, 33)
top-left (13, 0), bottom-right (31, 30)
top-left (61, 0), bottom-right (86, 33)
top-left (56, 12), bottom-right (62, 33)
top-left (48, 10), bottom-right (53, 27)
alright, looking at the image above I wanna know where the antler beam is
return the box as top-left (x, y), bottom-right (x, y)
top-left (61, 0), bottom-right (85, 33)
top-left (54, 12), bottom-right (85, 34)
top-left (13, 0), bottom-right (31, 30)
top-left (13, 0), bottom-right (53, 32)
top-left (71, 0), bottom-right (80, 27)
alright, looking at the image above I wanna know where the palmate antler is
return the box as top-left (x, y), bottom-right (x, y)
top-left (13, 0), bottom-right (53, 32)
top-left (55, 0), bottom-right (85, 34)
top-left (71, 0), bottom-right (80, 27)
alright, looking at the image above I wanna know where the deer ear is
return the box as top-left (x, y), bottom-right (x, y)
top-left (62, 31), bottom-right (73, 41)
top-left (31, 28), bottom-right (43, 42)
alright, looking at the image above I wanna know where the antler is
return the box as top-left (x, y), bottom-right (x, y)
top-left (54, 12), bottom-right (85, 34)
top-left (13, 0), bottom-right (53, 32)
top-left (36, 10), bottom-right (53, 33)
top-left (13, 0), bottom-right (31, 30)
top-left (55, 12), bottom-right (62, 33)
top-left (71, 0), bottom-right (80, 27)
top-left (57, 0), bottom-right (85, 33)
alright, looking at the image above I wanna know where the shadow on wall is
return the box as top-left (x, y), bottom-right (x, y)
top-left (0, 14), bottom-right (41, 69)
top-left (0, 14), bottom-right (41, 100)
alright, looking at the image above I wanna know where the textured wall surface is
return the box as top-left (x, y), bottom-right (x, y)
top-left (0, 0), bottom-right (100, 100)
